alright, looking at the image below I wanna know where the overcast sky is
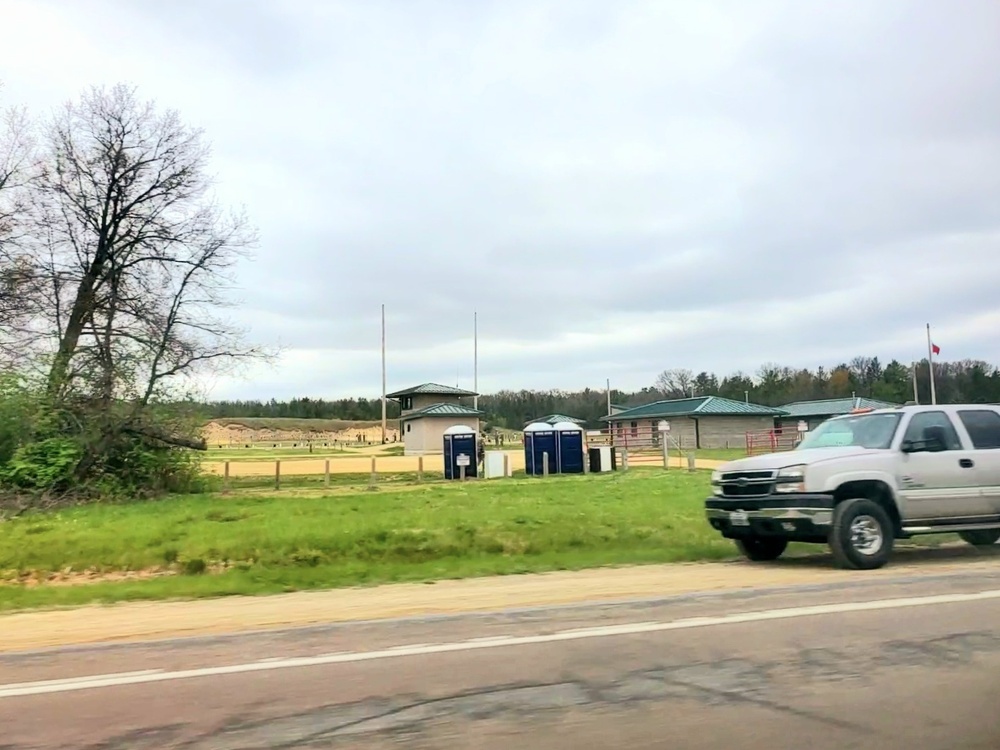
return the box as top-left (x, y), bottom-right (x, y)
top-left (3, 0), bottom-right (1000, 399)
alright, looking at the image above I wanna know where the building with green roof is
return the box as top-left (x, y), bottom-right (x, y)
top-left (526, 414), bottom-right (587, 427)
top-left (386, 382), bottom-right (483, 456)
top-left (599, 396), bottom-right (787, 450)
top-left (775, 397), bottom-right (899, 431)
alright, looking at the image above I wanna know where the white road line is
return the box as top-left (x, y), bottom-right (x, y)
top-left (2, 588), bottom-right (999, 700)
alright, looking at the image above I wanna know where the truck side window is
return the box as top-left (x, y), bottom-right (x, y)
top-left (957, 410), bottom-right (1000, 449)
top-left (902, 411), bottom-right (962, 450)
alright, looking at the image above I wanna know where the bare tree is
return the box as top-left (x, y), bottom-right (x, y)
top-left (22, 84), bottom-right (266, 471)
top-left (0, 89), bottom-right (39, 362)
top-left (654, 368), bottom-right (695, 398)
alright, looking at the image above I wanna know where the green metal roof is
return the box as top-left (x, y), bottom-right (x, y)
top-left (399, 402), bottom-right (485, 421)
top-left (600, 396), bottom-right (786, 421)
top-left (386, 382), bottom-right (478, 398)
top-left (527, 414), bottom-right (587, 426)
top-left (777, 397), bottom-right (898, 418)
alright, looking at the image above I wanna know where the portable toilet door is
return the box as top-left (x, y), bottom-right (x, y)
top-left (553, 421), bottom-right (585, 474)
top-left (443, 424), bottom-right (477, 479)
top-left (523, 422), bottom-right (556, 476)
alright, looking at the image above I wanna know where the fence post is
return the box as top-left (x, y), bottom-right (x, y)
top-left (324, 459), bottom-right (330, 488)
top-left (275, 460), bottom-right (281, 490)
top-left (417, 455), bottom-right (424, 482)
top-left (661, 439), bottom-right (669, 470)
top-left (369, 457), bottom-right (377, 490)
top-left (622, 449), bottom-right (629, 471)
top-left (503, 452), bottom-right (510, 477)
top-left (223, 461), bottom-right (231, 494)
top-left (687, 452), bottom-right (697, 472)
top-left (542, 451), bottom-right (549, 477)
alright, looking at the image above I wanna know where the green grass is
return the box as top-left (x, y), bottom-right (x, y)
top-left (0, 469), bottom-right (737, 612)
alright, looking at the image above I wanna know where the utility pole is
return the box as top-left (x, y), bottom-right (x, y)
top-left (380, 304), bottom-right (387, 443)
top-left (473, 310), bottom-right (478, 411)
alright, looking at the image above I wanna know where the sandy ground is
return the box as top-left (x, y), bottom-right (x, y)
top-left (202, 452), bottom-right (724, 476)
top-left (4, 554), bottom-right (999, 653)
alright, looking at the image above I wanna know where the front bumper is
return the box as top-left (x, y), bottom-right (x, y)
top-left (705, 494), bottom-right (835, 539)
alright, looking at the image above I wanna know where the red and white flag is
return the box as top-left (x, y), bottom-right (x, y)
top-left (931, 342), bottom-right (940, 356)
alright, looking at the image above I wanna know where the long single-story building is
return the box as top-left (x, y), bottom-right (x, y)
top-left (776, 397), bottom-right (898, 432)
top-left (599, 396), bottom-right (786, 450)
top-left (386, 382), bottom-right (484, 456)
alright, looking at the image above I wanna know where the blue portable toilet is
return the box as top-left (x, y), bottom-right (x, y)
top-left (523, 422), bottom-right (557, 476)
top-left (553, 421), bottom-right (585, 474)
top-left (443, 424), bottom-right (478, 479)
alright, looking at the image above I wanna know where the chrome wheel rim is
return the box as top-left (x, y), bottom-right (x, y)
top-left (850, 515), bottom-right (883, 555)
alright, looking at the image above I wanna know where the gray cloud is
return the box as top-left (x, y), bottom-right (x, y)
top-left (4, 0), bottom-right (1000, 399)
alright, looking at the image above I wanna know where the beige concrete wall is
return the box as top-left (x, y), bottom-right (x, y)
top-left (608, 415), bottom-right (775, 449)
top-left (777, 417), bottom-right (830, 432)
top-left (696, 416), bottom-right (775, 449)
top-left (404, 416), bottom-right (481, 456)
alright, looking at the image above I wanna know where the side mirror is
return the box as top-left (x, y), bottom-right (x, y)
top-left (925, 435), bottom-right (946, 452)
top-left (901, 439), bottom-right (917, 453)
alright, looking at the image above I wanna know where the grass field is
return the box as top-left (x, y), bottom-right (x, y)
top-left (0, 469), bottom-right (742, 611)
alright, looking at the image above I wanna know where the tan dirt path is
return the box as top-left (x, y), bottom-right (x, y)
top-left (3, 555), bottom-right (999, 653)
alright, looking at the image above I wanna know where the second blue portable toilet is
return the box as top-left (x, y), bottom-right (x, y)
top-left (523, 422), bottom-right (557, 476)
top-left (553, 421), bottom-right (585, 474)
top-left (443, 424), bottom-right (478, 479)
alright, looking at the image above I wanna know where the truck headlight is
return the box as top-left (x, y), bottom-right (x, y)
top-left (710, 469), bottom-right (723, 495)
top-left (775, 464), bottom-right (806, 493)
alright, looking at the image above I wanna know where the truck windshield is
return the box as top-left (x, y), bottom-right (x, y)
top-left (796, 412), bottom-right (903, 450)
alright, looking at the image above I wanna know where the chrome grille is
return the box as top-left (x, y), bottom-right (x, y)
top-left (716, 470), bottom-right (776, 498)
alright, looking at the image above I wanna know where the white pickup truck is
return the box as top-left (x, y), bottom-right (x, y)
top-left (705, 403), bottom-right (1000, 569)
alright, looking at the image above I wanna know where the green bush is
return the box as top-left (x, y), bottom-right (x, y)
top-left (0, 437), bottom-right (82, 491)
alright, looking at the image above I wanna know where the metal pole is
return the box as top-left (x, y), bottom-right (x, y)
top-left (911, 361), bottom-right (919, 404)
top-left (473, 310), bottom-right (478, 411)
top-left (381, 304), bottom-right (387, 443)
top-left (606, 378), bottom-right (611, 416)
top-left (926, 323), bottom-right (937, 405)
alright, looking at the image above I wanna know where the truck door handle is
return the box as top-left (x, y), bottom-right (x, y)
top-left (960, 458), bottom-right (975, 468)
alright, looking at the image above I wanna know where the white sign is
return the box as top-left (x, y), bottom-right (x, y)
top-left (729, 510), bottom-right (749, 526)
top-left (658, 420), bottom-right (671, 433)
top-left (456, 454), bottom-right (470, 467)
top-left (797, 420), bottom-right (808, 433)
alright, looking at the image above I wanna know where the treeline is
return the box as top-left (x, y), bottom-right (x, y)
top-left (202, 356), bottom-right (1000, 429)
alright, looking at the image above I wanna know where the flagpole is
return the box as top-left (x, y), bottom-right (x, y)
top-left (911, 361), bottom-right (919, 404)
top-left (473, 310), bottom-right (478, 411)
top-left (926, 323), bottom-right (937, 405)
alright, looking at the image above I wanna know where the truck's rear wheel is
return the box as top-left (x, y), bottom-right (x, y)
top-left (829, 498), bottom-right (894, 570)
top-left (958, 529), bottom-right (1000, 547)
top-left (735, 536), bottom-right (788, 562)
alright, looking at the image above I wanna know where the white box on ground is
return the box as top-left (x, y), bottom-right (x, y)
top-left (593, 445), bottom-right (613, 472)
top-left (484, 452), bottom-right (512, 479)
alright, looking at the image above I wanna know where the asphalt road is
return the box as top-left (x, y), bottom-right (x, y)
top-left (4, 568), bottom-right (1000, 749)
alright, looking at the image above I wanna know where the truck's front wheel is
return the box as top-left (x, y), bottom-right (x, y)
top-left (829, 498), bottom-right (894, 570)
top-left (735, 536), bottom-right (788, 562)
